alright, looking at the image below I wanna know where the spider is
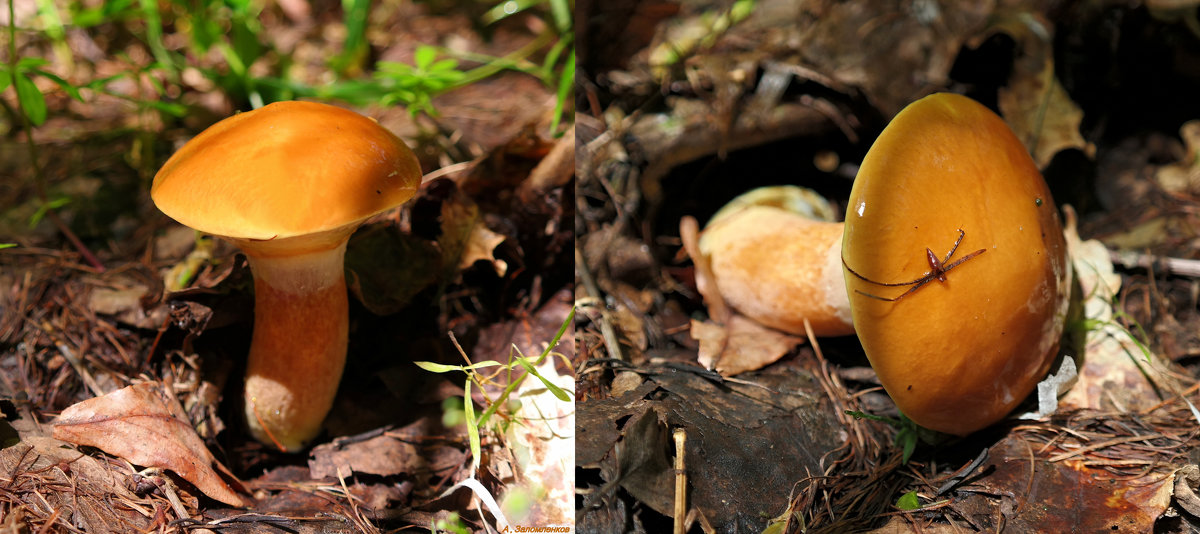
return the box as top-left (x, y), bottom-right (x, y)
top-left (842, 228), bottom-right (986, 302)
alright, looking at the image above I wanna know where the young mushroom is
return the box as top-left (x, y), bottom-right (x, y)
top-left (152, 101), bottom-right (422, 451)
top-left (687, 186), bottom-right (854, 337)
top-left (683, 94), bottom-right (1069, 435)
top-left (842, 93), bottom-right (1071, 436)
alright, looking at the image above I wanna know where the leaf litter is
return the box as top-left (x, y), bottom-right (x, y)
top-left (1, 1), bottom-right (574, 531)
top-left (579, 0), bottom-right (1200, 531)
top-left (51, 382), bottom-right (249, 507)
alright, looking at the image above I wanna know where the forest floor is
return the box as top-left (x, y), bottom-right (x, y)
top-left (1, 1), bottom-right (573, 532)
top-left (576, 1), bottom-right (1200, 532)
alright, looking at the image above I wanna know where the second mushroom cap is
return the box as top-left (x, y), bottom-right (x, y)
top-left (842, 93), bottom-right (1071, 436)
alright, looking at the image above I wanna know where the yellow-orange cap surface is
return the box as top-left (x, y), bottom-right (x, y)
top-left (152, 101), bottom-right (421, 243)
top-left (842, 93), bottom-right (1070, 436)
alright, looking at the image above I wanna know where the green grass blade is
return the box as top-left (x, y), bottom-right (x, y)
top-left (549, 49), bottom-right (573, 135)
top-left (464, 380), bottom-right (481, 473)
top-left (414, 360), bottom-right (503, 373)
top-left (513, 351), bottom-right (569, 401)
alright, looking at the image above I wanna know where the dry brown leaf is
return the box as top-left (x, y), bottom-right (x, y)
top-left (1058, 207), bottom-right (1176, 412)
top-left (309, 417), bottom-right (469, 481)
top-left (457, 220), bottom-right (508, 276)
top-left (308, 432), bottom-right (420, 479)
top-left (983, 12), bottom-right (1096, 167)
top-left (794, 0), bottom-right (992, 116)
top-left (439, 183), bottom-right (508, 279)
top-left (946, 434), bottom-right (1172, 531)
top-left (1154, 120), bottom-right (1200, 194)
top-left (52, 382), bottom-right (249, 507)
top-left (691, 314), bottom-right (803, 376)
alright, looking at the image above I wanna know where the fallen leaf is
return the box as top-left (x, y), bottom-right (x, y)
top-left (1154, 120), bottom-right (1200, 194)
top-left (982, 12), bottom-right (1096, 167)
top-left (948, 433), bottom-right (1172, 532)
top-left (794, 0), bottom-right (992, 116)
top-left (582, 225), bottom-right (657, 284)
top-left (576, 366), bottom-right (843, 532)
top-left (85, 274), bottom-right (168, 330)
top-left (1173, 464), bottom-right (1200, 517)
top-left (345, 224), bottom-right (442, 315)
top-left (308, 418), bottom-right (467, 480)
top-left (88, 285), bottom-right (147, 316)
top-left (438, 183), bottom-right (497, 280)
top-left (691, 315), bottom-right (803, 376)
top-left (457, 219), bottom-right (507, 276)
top-left (52, 382), bottom-right (249, 507)
top-left (308, 432), bottom-right (420, 479)
top-left (1058, 206), bottom-right (1178, 412)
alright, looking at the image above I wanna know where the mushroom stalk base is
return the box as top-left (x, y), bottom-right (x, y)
top-left (243, 241), bottom-right (349, 452)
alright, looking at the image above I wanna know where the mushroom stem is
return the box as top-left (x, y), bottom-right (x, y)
top-left (241, 240), bottom-right (350, 452)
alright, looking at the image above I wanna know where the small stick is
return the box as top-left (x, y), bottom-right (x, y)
top-left (575, 246), bottom-right (625, 361)
top-left (680, 215), bottom-right (730, 323)
top-left (1109, 249), bottom-right (1200, 278)
top-left (46, 209), bottom-right (105, 272)
top-left (673, 428), bottom-right (688, 534)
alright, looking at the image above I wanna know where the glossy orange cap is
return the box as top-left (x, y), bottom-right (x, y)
top-left (842, 93), bottom-right (1071, 436)
top-left (152, 100), bottom-right (421, 246)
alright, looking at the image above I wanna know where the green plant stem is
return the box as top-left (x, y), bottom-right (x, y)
top-left (448, 29), bottom-right (557, 89)
top-left (474, 306), bottom-right (575, 427)
top-left (137, 0), bottom-right (176, 81)
top-left (548, 49), bottom-right (573, 134)
top-left (7, 1), bottom-right (105, 271)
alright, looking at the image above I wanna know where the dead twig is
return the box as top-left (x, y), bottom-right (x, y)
top-left (574, 246), bottom-right (625, 362)
top-left (1110, 249), bottom-right (1200, 278)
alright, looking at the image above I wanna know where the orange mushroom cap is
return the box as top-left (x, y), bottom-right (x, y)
top-left (842, 93), bottom-right (1071, 436)
top-left (152, 100), bottom-right (422, 250)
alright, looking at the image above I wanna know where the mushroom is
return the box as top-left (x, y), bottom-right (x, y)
top-left (151, 100), bottom-right (422, 451)
top-left (688, 186), bottom-right (855, 337)
top-left (841, 93), bottom-right (1071, 435)
top-left (684, 94), bottom-right (1068, 435)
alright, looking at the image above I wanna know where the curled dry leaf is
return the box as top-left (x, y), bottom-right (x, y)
top-left (980, 12), bottom-right (1096, 167)
top-left (51, 382), bottom-right (248, 507)
top-left (438, 184), bottom-right (508, 278)
top-left (945, 434), bottom-right (1172, 531)
top-left (691, 315), bottom-right (803, 376)
top-left (309, 433), bottom-right (419, 480)
top-left (1154, 120), bottom-right (1200, 194)
top-left (457, 221), bottom-right (508, 276)
top-left (1058, 206), bottom-right (1176, 412)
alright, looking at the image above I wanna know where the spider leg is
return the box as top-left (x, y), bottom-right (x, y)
top-left (941, 228), bottom-right (966, 265)
top-left (842, 256), bottom-right (932, 287)
top-left (855, 276), bottom-right (936, 302)
top-left (849, 248), bottom-right (979, 301)
top-left (863, 249), bottom-right (985, 301)
top-left (940, 248), bottom-right (986, 272)
top-left (843, 229), bottom-right (984, 300)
